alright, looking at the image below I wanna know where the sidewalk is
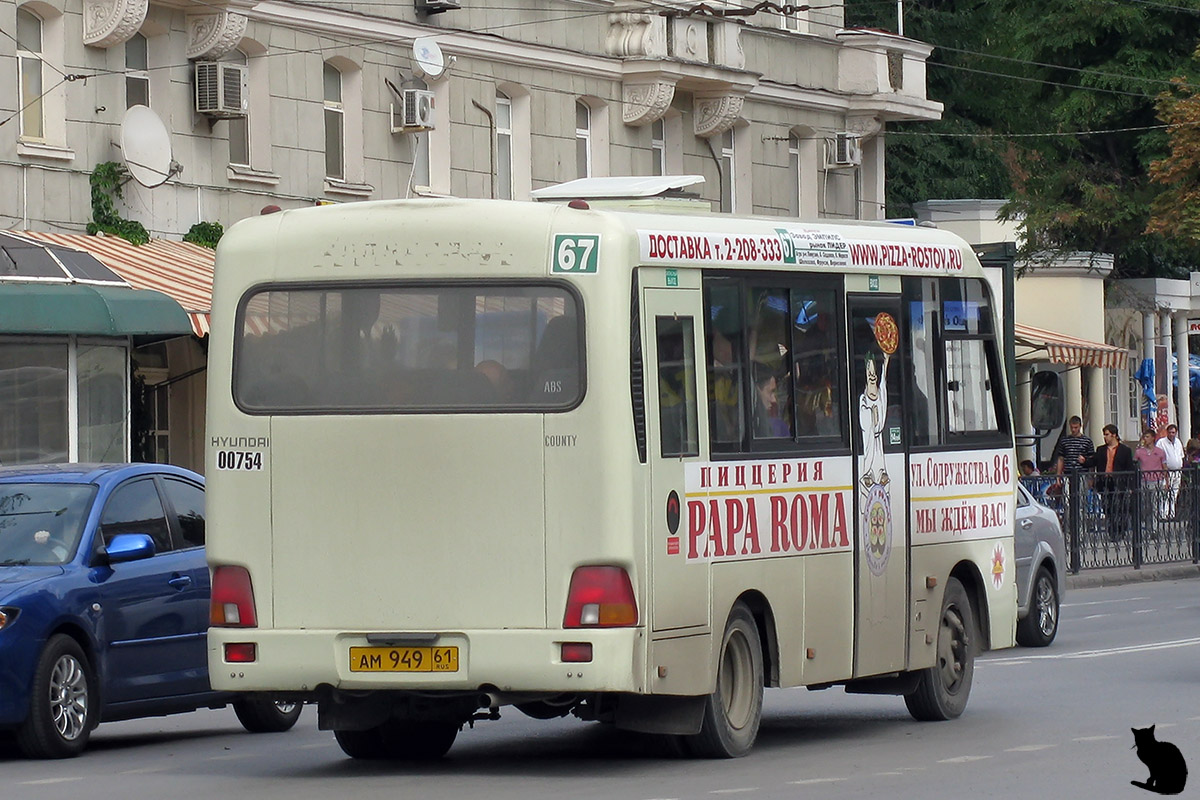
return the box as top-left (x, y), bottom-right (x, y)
top-left (1066, 562), bottom-right (1200, 590)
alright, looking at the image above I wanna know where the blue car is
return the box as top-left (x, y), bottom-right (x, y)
top-left (0, 463), bottom-right (300, 758)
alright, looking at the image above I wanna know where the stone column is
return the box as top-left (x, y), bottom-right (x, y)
top-left (1160, 310), bottom-right (1174, 425)
top-left (1066, 363), bottom-right (1083, 425)
top-left (1086, 365), bottom-right (1107, 442)
top-left (1143, 312), bottom-right (1155, 361)
top-left (1174, 313), bottom-right (1191, 443)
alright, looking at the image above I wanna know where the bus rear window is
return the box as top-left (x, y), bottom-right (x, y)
top-left (233, 284), bottom-right (582, 413)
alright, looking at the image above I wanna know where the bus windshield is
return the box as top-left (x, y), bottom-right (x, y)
top-left (233, 283), bottom-right (582, 413)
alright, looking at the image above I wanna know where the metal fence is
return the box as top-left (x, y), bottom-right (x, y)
top-left (1019, 469), bottom-right (1200, 572)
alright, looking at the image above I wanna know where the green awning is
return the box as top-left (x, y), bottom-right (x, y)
top-left (0, 282), bottom-right (192, 339)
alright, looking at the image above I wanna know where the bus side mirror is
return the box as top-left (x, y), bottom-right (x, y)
top-left (1030, 370), bottom-right (1065, 431)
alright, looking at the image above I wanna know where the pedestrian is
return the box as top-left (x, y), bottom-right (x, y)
top-left (1049, 416), bottom-right (1095, 533)
top-left (1081, 424), bottom-right (1135, 541)
top-left (1134, 429), bottom-right (1168, 533)
top-left (1155, 424), bottom-right (1185, 519)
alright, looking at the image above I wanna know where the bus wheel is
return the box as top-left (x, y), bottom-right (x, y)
top-left (686, 604), bottom-right (763, 758)
top-left (905, 577), bottom-right (975, 721)
top-left (334, 719), bottom-right (458, 760)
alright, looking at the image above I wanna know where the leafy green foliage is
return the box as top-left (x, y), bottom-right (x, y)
top-left (846, 0), bottom-right (1200, 278)
top-left (183, 221), bottom-right (224, 249)
top-left (87, 162), bottom-right (149, 246)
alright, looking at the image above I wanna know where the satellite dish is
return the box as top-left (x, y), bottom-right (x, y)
top-left (412, 37), bottom-right (445, 80)
top-left (120, 105), bottom-right (175, 188)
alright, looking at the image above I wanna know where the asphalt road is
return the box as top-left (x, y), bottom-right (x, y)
top-left (4, 578), bottom-right (1198, 800)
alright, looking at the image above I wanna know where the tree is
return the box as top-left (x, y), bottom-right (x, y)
top-left (849, 0), bottom-right (1200, 278)
top-left (1147, 64), bottom-right (1200, 241)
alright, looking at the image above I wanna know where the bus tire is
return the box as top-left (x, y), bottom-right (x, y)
top-left (233, 696), bottom-right (303, 733)
top-left (904, 577), bottom-right (975, 721)
top-left (16, 635), bottom-right (96, 759)
top-left (334, 719), bottom-right (458, 760)
top-left (685, 604), bottom-right (763, 758)
top-left (1016, 566), bottom-right (1059, 647)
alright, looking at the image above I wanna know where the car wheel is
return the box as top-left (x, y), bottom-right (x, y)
top-left (334, 719), bottom-right (458, 760)
top-left (905, 577), bottom-right (975, 721)
top-left (16, 635), bottom-right (96, 759)
top-left (683, 603), bottom-right (763, 758)
top-left (233, 696), bottom-right (303, 733)
top-left (1017, 566), bottom-right (1059, 647)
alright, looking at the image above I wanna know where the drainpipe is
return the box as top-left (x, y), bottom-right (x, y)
top-left (471, 100), bottom-right (496, 200)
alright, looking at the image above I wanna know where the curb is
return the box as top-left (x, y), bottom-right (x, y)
top-left (1066, 563), bottom-right (1200, 590)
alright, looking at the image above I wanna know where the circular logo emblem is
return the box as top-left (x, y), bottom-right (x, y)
top-left (863, 482), bottom-right (892, 577)
top-left (666, 490), bottom-right (681, 535)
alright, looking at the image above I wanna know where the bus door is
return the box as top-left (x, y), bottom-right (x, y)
top-left (847, 295), bottom-right (909, 677)
top-left (644, 287), bottom-right (710, 633)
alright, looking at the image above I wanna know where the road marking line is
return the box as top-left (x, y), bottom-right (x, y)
top-left (1062, 597), bottom-right (1148, 607)
top-left (1074, 735), bottom-right (1119, 742)
top-left (1189, 716), bottom-right (1200, 722)
top-left (874, 772), bottom-right (904, 776)
top-left (1005, 744), bottom-right (1056, 752)
top-left (207, 754), bottom-right (253, 761)
top-left (986, 637), bottom-right (1200, 663)
top-left (1081, 614), bottom-right (1110, 620)
top-left (938, 755), bottom-right (992, 763)
top-left (20, 778), bottom-right (83, 785)
top-left (1133, 609), bottom-right (1155, 614)
top-left (709, 789), bottom-right (757, 794)
top-left (119, 767), bottom-right (168, 774)
top-left (788, 778), bottom-right (846, 785)
top-left (299, 743), bottom-right (329, 749)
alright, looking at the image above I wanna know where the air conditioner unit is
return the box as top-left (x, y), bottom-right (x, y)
top-left (391, 89), bottom-right (435, 133)
top-left (194, 61), bottom-right (248, 118)
top-left (825, 132), bottom-right (862, 168)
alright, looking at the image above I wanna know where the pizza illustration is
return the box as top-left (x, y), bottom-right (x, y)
top-left (873, 312), bottom-right (898, 354)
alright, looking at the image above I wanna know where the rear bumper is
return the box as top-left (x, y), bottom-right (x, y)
top-left (208, 627), bottom-right (646, 695)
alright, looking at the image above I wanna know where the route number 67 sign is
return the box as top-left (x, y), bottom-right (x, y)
top-left (552, 235), bottom-right (600, 274)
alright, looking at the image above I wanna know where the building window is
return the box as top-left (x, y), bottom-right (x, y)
top-left (496, 92), bottom-right (513, 200)
top-left (324, 62), bottom-right (344, 180)
top-left (0, 338), bottom-right (128, 464)
top-left (16, 8), bottom-right (44, 139)
top-left (788, 133), bottom-right (801, 217)
top-left (226, 50), bottom-right (249, 166)
top-left (651, 118), bottom-right (665, 176)
top-left (719, 128), bottom-right (735, 213)
top-left (576, 101), bottom-right (591, 179)
top-left (125, 33), bottom-right (150, 109)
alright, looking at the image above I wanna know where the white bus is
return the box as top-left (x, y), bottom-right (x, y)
top-left (205, 183), bottom-right (1017, 760)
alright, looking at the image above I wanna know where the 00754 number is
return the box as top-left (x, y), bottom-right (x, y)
top-left (215, 450), bottom-right (264, 471)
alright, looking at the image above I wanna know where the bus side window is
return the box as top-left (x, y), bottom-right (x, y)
top-left (657, 316), bottom-right (699, 458)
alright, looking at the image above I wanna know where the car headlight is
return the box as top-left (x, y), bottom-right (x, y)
top-left (0, 607), bottom-right (19, 631)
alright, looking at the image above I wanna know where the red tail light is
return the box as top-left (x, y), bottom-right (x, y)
top-left (210, 565), bottom-right (258, 628)
top-left (563, 566), bottom-right (638, 628)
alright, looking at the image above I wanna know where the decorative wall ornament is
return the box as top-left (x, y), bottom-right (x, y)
top-left (669, 18), bottom-right (708, 63)
top-left (605, 12), bottom-right (665, 58)
top-left (186, 11), bottom-right (248, 60)
top-left (693, 93), bottom-right (744, 138)
top-left (623, 80), bottom-right (676, 126)
top-left (83, 0), bottom-right (149, 49)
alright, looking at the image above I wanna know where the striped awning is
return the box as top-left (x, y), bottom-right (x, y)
top-left (22, 231), bottom-right (215, 338)
top-left (1013, 322), bottom-right (1129, 370)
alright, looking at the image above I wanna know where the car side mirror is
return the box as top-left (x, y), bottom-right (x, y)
top-left (1030, 371), bottom-right (1065, 431)
top-left (105, 533), bottom-right (157, 564)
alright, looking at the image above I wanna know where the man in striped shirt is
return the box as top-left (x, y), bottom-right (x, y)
top-left (1054, 416), bottom-right (1094, 476)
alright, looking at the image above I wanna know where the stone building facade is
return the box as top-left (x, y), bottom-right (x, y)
top-left (2, 0), bottom-right (943, 471)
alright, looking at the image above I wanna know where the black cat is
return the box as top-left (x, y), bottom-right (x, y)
top-left (1130, 725), bottom-right (1188, 795)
